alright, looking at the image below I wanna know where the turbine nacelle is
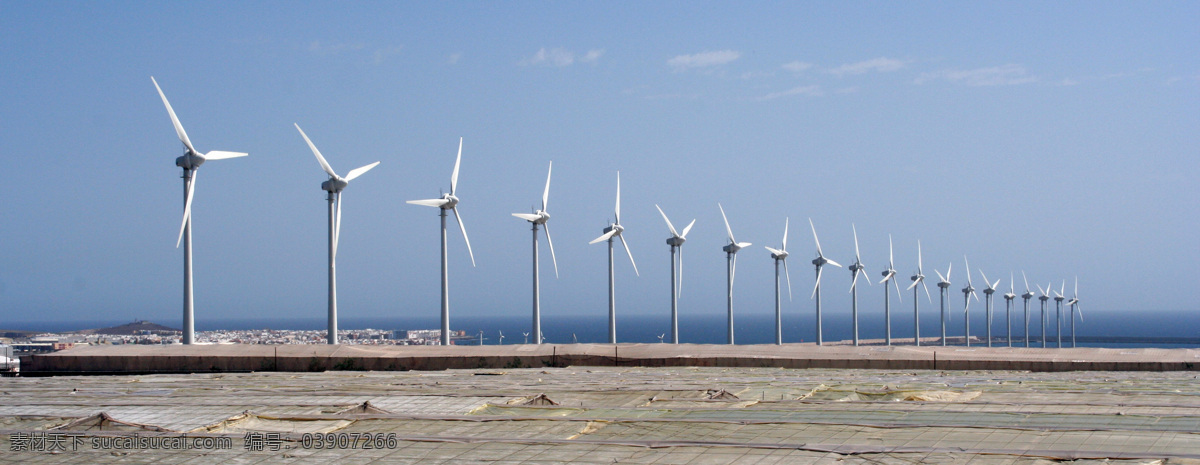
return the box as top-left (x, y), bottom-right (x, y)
top-left (937, 281), bottom-right (951, 289)
top-left (321, 177), bottom-right (349, 193)
top-left (439, 193), bottom-right (460, 210)
top-left (767, 248), bottom-right (788, 260)
top-left (1004, 292), bottom-right (1017, 300)
top-left (1022, 291), bottom-right (1035, 299)
top-left (962, 285), bottom-right (975, 294)
top-left (175, 153), bottom-right (206, 170)
top-left (814, 256), bottom-right (837, 267)
top-left (667, 236), bottom-right (686, 247)
top-left (848, 262), bottom-right (866, 273)
top-left (880, 269), bottom-right (896, 281)
top-left (983, 287), bottom-right (995, 295)
top-left (723, 242), bottom-right (750, 254)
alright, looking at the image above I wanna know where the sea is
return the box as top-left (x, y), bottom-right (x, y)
top-left (12, 309), bottom-right (1200, 349)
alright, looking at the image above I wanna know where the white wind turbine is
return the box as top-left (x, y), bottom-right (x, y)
top-left (1003, 272), bottom-right (1017, 347)
top-left (1036, 281), bottom-right (1051, 348)
top-left (656, 205), bottom-right (695, 344)
top-left (1066, 277), bottom-right (1083, 348)
top-left (847, 225), bottom-right (872, 346)
top-left (934, 262), bottom-right (952, 346)
top-left (512, 162), bottom-right (559, 345)
top-left (1021, 271), bottom-right (1035, 347)
top-left (1054, 280), bottom-right (1067, 348)
top-left (295, 124), bottom-right (380, 344)
top-left (589, 172), bottom-right (639, 344)
top-left (718, 204), bottom-right (751, 345)
top-left (879, 235), bottom-right (902, 346)
top-left (765, 219), bottom-right (793, 345)
top-left (809, 219), bottom-right (842, 346)
top-left (979, 268), bottom-right (1001, 348)
top-left (960, 256), bottom-right (980, 347)
top-left (407, 138), bottom-right (476, 346)
top-left (152, 77), bottom-right (248, 345)
top-left (907, 241), bottom-right (933, 346)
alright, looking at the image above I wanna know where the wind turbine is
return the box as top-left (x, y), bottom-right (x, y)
top-left (1036, 282), bottom-right (1051, 348)
top-left (1021, 271), bottom-right (1035, 347)
top-left (407, 138), bottom-right (476, 346)
top-left (512, 161), bottom-right (559, 345)
top-left (656, 205), bottom-right (695, 344)
top-left (809, 219), bottom-right (842, 346)
top-left (960, 256), bottom-right (980, 347)
top-left (1066, 277), bottom-right (1082, 348)
top-left (589, 172), bottom-right (639, 344)
top-left (718, 204), bottom-right (751, 345)
top-left (847, 225), bottom-right (872, 346)
top-left (1054, 280), bottom-right (1067, 348)
top-left (934, 263), bottom-right (952, 346)
top-left (151, 77), bottom-right (248, 345)
top-left (498, 330), bottom-right (505, 345)
top-left (907, 241), bottom-right (933, 346)
top-left (979, 268), bottom-right (1001, 348)
top-left (765, 219), bottom-right (793, 345)
top-left (295, 124), bottom-right (380, 344)
top-left (879, 235), bottom-right (902, 346)
top-left (1003, 272), bottom-right (1017, 347)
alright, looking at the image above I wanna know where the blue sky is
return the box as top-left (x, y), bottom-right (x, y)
top-left (1, 2), bottom-right (1197, 331)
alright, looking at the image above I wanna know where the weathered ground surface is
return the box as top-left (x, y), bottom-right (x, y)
top-left (3, 367), bottom-right (1200, 463)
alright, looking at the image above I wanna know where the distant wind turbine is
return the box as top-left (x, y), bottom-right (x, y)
top-left (718, 204), bottom-right (751, 345)
top-left (1054, 280), bottom-right (1067, 348)
top-left (295, 124), bottom-right (380, 344)
top-left (1021, 271), bottom-right (1035, 347)
top-left (1003, 272), bottom-right (1017, 347)
top-left (809, 219), bottom-right (842, 346)
top-left (961, 256), bottom-right (980, 347)
top-left (589, 172), bottom-right (639, 344)
top-left (1036, 281), bottom-right (1052, 348)
top-left (512, 161), bottom-right (559, 345)
top-left (847, 224), bottom-right (872, 346)
top-left (879, 235), bottom-right (902, 346)
top-left (934, 262), bottom-right (952, 346)
top-left (656, 205), bottom-right (695, 344)
top-left (1066, 277), bottom-right (1083, 348)
top-left (407, 138), bottom-right (476, 346)
top-left (151, 77), bottom-right (248, 345)
top-left (765, 219), bottom-right (793, 345)
top-left (907, 241), bottom-right (933, 346)
top-left (979, 268), bottom-right (1001, 348)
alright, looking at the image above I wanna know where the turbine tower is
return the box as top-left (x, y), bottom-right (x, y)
top-left (765, 219), bottom-right (793, 345)
top-left (979, 269), bottom-right (1001, 348)
top-left (1066, 277), bottom-right (1082, 348)
top-left (152, 77), bottom-right (248, 345)
top-left (907, 241), bottom-right (933, 346)
top-left (512, 162), bottom-right (559, 345)
top-left (1054, 280), bottom-right (1067, 348)
top-left (847, 225), bottom-right (872, 346)
top-left (295, 124), bottom-right (379, 344)
top-left (656, 205), bottom-right (695, 344)
top-left (1021, 271), bottom-right (1035, 347)
top-left (934, 263), bottom-right (952, 346)
top-left (589, 172), bottom-right (639, 344)
top-left (407, 138), bottom-right (476, 346)
top-left (1003, 272), bottom-right (1017, 347)
top-left (1036, 282), bottom-right (1051, 348)
top-left (960, 256), bottom-right (979, 347)
top-left (718, 204), bottom-right (751, 345)
top-left (879, 235), bottom-right (902, 346)
top-left (808, 219), bottom-right (842, 346)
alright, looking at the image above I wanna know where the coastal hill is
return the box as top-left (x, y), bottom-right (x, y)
top-left (80, 320), bottom-right (180, 336)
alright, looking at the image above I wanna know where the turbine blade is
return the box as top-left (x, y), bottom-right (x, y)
top-left (295, 124), bottom-right (338, 178)
top-left (811, 265), bottom-right (822, 300)
top-left (826, 259), bottom-right (842, 268)
top-left (980, 270), bottom-right (990, 289)
top-left (619, 234), bottom-right (639, 276)
top-left (992, 278), bottom-right (1001, 291)
top-left (452, 207), bottom-right (475, 267)
top-left (543, 223), bottom-right (558, 279)
top-left (1011, 271), bottom-right (1016, 293)
top-left (946, 262), bottom-right (953, 281)
top-left (151, 77), bottom-right (195, 154)
top-left (917, 240), bottom-right (923, 272)
top-left (719, 203), bottom-right (734, 243)
top-left (850, 271), bottom-right (859, 293)
top-left (765, 246), bottom-right (782, 255)
top-left (907, 278), bottom-right (919, 291)
top-left (542, 161), bottom-right (552, 212)
top-left (407, 198), bottom-right (451, 207)
top-left (888, 234), bottom-right (894, 267)
top-left (864, 270), bottom-right (873, 286)
top-left (1077, 303), bottom-right (1084, 322)
top-left (512, 213), bottom-right (541, 222)
top-left (676, 246), bottom-right (684, 299)
top-left (964, 255), bottom-right (973, 285)
top-left (972, 290), bottom-right (980, 302)
top-left (1074, 276), bottom-right (1079, 297)
top-left (808, 218), bottom-right (822, 256)
top-left (450, 137), bottom-right (462, 195)
top-left (730, 252), bottom-right (737, 289)
top-left (737, 242), bottom-right (752, 248)
top-left (176, 169), bottom-right (197, 248)
top-left (1022, 270), bottom-right (1030, 291)
top-left (333, 192), bottom-right (343, 260)
top-left (935, 269), bottom-right (947, 283)
top-left (203, 151), bottom-right (248, 160)
top-left (784, 259), bottom-right (793, 301)
top-left (923, 280), bottom-right (932, 303)
top-left (893, 277), bottom-right (903, 303)
top-left (680, 219), bottom-right (695, 238)
top-left (344, 161), bottom-right (380, 182)
top-left (589, 229), bottom-right (617, 244)
top-left (614, 171), bottom-right (621, 224)
top-left (852, 224), bottom-right (861, 261)
top-left (782, 218), bottom-right (789, 251)
top-left (655, 204), bottom-right (678, 236)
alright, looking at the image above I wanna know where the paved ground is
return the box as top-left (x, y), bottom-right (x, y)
top-left (3, 367), bottom-right (1200, 463)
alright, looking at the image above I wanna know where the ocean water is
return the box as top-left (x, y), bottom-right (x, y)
top-left (13, 309), bottom-right (1198, 348)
